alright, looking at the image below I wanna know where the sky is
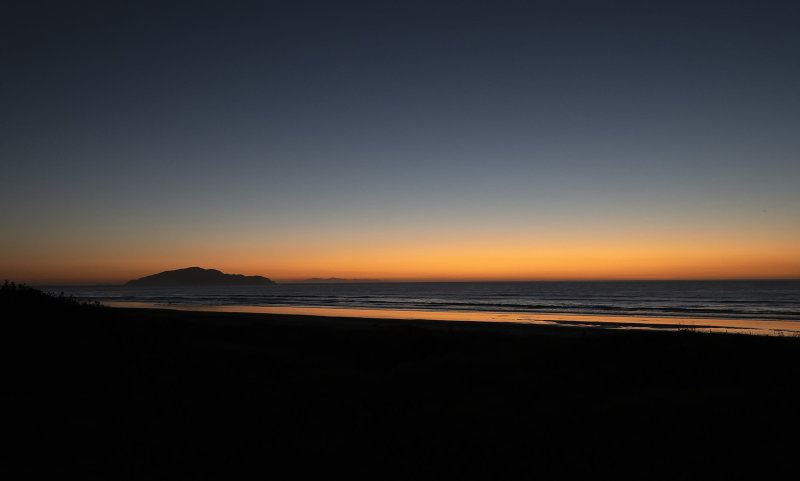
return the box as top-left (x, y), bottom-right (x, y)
top-left (2, 0), bottom-right (799, 284)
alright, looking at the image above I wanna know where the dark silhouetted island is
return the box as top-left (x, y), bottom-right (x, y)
top-left (125, 267), bottom-right (275, 287)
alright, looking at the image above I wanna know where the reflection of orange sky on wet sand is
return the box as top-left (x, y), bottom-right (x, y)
top-left (5, 235), bottom-right (798, 284)
top-left (105, 303), bottom-right (800, 337)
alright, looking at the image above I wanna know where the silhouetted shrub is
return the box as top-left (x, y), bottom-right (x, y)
top-left (1, 280), bottom-right (101, 312)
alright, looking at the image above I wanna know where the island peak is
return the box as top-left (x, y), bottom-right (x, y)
top-left (125, 267), bottom-right (275, 287)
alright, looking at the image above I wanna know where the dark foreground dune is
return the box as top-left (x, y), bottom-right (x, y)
top-left (3, 282), bottom-right (800, 479)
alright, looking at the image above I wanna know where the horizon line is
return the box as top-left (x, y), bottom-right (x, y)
top-left (25, 276), bottom-right (800, 287)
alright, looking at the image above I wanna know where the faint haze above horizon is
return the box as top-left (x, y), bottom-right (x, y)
top-left (2, 1), bottom-right (799, 284)
top-left (29, 277), bottom-right (800, 288)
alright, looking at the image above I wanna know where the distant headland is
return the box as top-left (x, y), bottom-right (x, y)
top-left (125, 267), bottom-right (275, 287)
top-left (299, 277), bottom-right (381, 283)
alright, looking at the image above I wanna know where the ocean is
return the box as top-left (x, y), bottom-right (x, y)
top-left (41, 280), bottom-right (800, 335)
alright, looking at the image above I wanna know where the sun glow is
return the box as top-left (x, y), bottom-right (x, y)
top-left (6, 233), bottom-right (797, 284)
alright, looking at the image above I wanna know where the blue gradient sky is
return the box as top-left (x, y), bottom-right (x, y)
top-left (2, 1), bottom-right (799, 283)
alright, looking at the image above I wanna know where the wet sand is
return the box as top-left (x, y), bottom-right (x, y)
top-left (5, 302), bottom-right (800, 479)
top-left (106, 301), bottom-right (800, 336)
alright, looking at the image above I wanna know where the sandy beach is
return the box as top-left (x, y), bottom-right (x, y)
top-left (105, 301), bottom-right (800, 336)
top-left (4, 292), bottom-right (800, 478)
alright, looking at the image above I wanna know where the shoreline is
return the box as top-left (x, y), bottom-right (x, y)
top-left (104, 301), bottom-right (800, 336)
top-left (7, 288), bottom-right (800, 478)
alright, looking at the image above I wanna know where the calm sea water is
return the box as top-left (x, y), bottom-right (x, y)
top-left (42, 280), bottom-right (800, 322)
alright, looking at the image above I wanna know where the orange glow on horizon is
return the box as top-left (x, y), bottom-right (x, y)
top-left (4, 235), bottom-right (798, 284)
